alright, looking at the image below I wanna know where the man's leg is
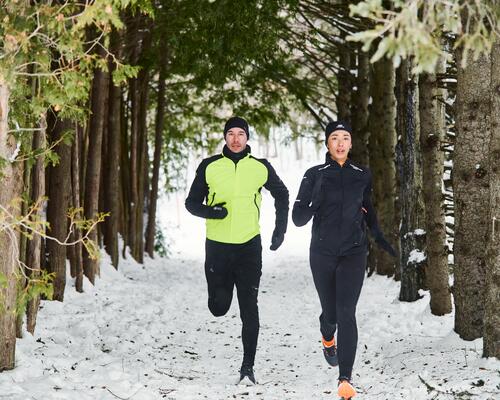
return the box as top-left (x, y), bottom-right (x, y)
top-left (335, 252), bottom-right (367, 381)
top-left (309, 250), bottom-right (338, 341)
top-left (234, 235), bottom-right (262, 368)
top-left (205, 239), bottom-right (234, 317)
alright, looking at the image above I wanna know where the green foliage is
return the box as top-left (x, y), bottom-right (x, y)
top-left (0, 270), bottom-right (54, 316)
top-left (348, 0), bottom-right (499, 74)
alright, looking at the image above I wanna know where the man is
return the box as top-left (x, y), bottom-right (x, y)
top-left (185, 116), bottom-right (289, 385)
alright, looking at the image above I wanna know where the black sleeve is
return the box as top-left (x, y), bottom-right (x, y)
top-left (185, 160), bottom-right (215, 219)
top-left (263, 160), bottom-right (289, 234)
top-left (362, 170), bottom-right (383, 239)
top-left (292, 168), bottom-right (315, 227)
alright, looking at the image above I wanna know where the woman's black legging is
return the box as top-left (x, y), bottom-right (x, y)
top-left (309, 250), bottom-right (366, 380)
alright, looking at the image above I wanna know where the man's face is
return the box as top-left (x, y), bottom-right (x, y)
top-left (225, 128), bottom-right (248, 153)
top-left (327, 130), bottom-right (352, 163)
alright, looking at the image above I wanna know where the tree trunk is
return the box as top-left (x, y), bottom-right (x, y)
top-left (83, 51), bottom-right (110, 284)
top-left (103, 29), bottom-right (122, 269)
top-left (134, 66), bottom-right (150, 263)
top-left (46, 115), bottom-right (72, 302)
top-left (120, 93), bottom-right (130, 258)
top-left (395, 59), bottom-right (426, 302)
top-left (419, 58), bottom-right (452, 316)
top-left (369, 58), bottom-right (398, 277)
top-left (351, 48), bottom-right (370, 166)
top-left (26, 115), bottom-right (47, 334)
top-left (145, 68), bottom-right (167, 258)
top-left (128, 76), bottom-right (139, 260)
top-left (453, 51), bottom-right (491, 340)
top-left (483, 42), bottom-right (500, 358)
top-left (70, 124), bottom-right (84, 293)
top-left (0, 84), bottom-right (23, 371)
top-left (337, 42), bottom-right (352, 121)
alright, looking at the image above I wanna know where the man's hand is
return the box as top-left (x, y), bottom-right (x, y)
top-left (270, 229), bottom-right (285, 251)
top-left (375, 236), bottom-right (397, 258)
top-left (207, 202), bottom-right (228, 219)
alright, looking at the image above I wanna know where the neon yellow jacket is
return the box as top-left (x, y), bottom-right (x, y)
top-left (185, 146), bottom-right (289, 244)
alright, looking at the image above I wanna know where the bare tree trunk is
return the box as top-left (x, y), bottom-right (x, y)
top-left (369, 58), bottom-right (398, 277)
top-left (351, 48), bottom-right (370, 166)
top-left (483, 42), bottom-right (500, 358)
top-left (419, 57), bottom-right (452, 316)
top-left (134, 66), bottom-right (150, 263)
top-left (46, 115), bottom-right (72, 302)
top-left (395, 59), bottom-right (426, 302)
top-left (0, 84), bottom-right (23, 371)
top-left (26, 115), bottom-right (47, 334)
top-left (103, 29), bottom-right (122, 269)
top-left (337, 42), bottom-right (351, 121)
top-left (145, 66), bottom-right (167, 258)
top-left (453, 51), bottom-right (491, 340)
top-left (70, 125), bottom-right (84, 293)
top-left (120, 94), bottom-right (130, 258)
top-left (83, 50), bottom-right (110, 284)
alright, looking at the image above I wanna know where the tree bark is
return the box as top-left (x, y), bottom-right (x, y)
top-left (70, 124), bottom-right (84, 293)
top-left (103, 29), bottom-right (122, 269)
top-left (134, 65), bottom-right (150, 263)
top-left (369, 58), bottom-right (398, 277)
top-left (483, 42), bottom-right (500, 359)
top-left (0, 83), bottom-right (23, 371)
top-left (83, 49), bottom-right (110, 284)
top-left (395, 59), bottom-right (426, 302)
top-left (145, 66), bottom-right (167, 258)
top-left (419, 57), bottom-right (452, 316)
top-left (351, 48), bottom-right (370, 166)
top-left (46, 115), bottom-right (72, 302)
top-left (453, 50), bottom-right (491, 340)
top-left (337, 42), bottom-right (352, 122)
top-left (26, 115), bottom-right (47, 334)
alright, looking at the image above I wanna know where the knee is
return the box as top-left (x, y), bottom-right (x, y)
top-left (208, 301), bottom-right (231, 317)
top-left (208, 291), bottom-right (232, 317)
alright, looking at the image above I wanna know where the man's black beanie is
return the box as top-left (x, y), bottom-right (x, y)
top-left (224, 116), bottom-right (249, 139)
top-left (324, 120), bottom-right (352, 146)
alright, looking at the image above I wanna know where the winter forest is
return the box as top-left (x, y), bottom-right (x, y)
top-left (0, 1), bottom-right (499, 399)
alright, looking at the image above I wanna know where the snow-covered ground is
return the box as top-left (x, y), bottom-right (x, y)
top-left (1, 136), bottom-right (499, 399)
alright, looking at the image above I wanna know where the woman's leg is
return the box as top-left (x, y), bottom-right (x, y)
top-left (310, 250), bottom-right (338, 341)
top-left (335, 252), bottom-right (367, 380)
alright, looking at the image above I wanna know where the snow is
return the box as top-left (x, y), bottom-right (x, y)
top-left (1, 135), bottom-right (499, 400)
top-left (408, 249), bottom-right (427, 265)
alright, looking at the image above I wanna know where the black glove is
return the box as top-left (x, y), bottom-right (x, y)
top-left (270, 229), bottom-right (285, 251)
top-left (375, 236), bottom-right (397, 258)
top-left (206, 202), bottom-right (228, 219)
top-left (310, 175), bottom-right (323, 212)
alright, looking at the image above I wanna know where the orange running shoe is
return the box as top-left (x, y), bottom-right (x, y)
top-left (337, 379), bottom-right (356, 399)
top-left (322, 336), bottom-right (338, 366)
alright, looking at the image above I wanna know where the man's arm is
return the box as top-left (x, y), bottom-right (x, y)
top-left (263, 160), bottom-right (289, 234)
top-left (262, 160), bottom-right (289, 250)
top-left (185, 160), bottom-right (227, 219)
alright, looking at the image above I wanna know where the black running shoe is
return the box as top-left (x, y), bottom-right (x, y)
top-left (322, 336), bottom-right (338, 366)
top-left (239, 365), bottom-right (256, 385)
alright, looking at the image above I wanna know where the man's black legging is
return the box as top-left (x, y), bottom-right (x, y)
top-left (204, 235), bottom-right (262, 368)
top-left (309, 250), bottom-right (366, 380)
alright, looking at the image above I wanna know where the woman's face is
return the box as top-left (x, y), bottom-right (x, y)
top-left (327, 130), bottom-right (352, 164)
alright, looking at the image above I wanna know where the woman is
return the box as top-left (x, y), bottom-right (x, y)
top-left (292, 121), bottom-right (396, 399)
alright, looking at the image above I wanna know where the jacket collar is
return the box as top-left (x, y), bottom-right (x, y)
top-left (222, 144), bottom-right (251, 163)
top-left (324, 152), bottom-right (351, 168)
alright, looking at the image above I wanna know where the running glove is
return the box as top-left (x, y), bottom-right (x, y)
top-left (270, 229), bottom-right (285, 251)
top-left (206, 202), bottom-right (228, 219)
